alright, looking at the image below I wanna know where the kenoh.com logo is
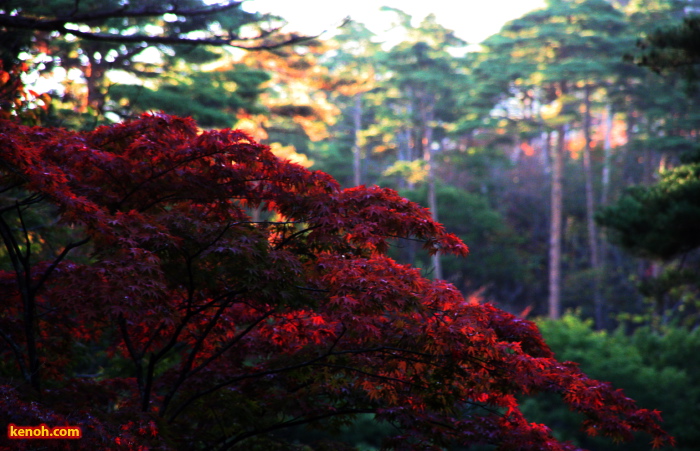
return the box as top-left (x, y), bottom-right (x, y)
top-left (8, 424), bottom-right (82, 439)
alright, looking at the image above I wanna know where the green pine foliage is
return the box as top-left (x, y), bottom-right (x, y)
top-left (521, 314), bottom-right (700, 450)
top-left (636, 15), bottom-right (700, 80)
top-left (596, 158), bottom-right (700, 260)
top-left (108, 68), bottom-right (270, 128)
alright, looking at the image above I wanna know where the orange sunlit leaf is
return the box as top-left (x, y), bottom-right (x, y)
top-left (520, 141), bottom-right (535, 157)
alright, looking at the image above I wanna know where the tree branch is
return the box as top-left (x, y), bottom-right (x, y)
top-left (160, 307), bottom-right (274, 415)
top-left (62, 1), bottom-right (246, 23)
top-left (166, 346), bottom-right (340, 423)
top-left (0, 15), bottom-right (317, 51)
top-left (32, 237), bottom-right (90, 295)
top-left (118, 314), bottom-right (145, 395)
top-left (0, 326), bottom-right (29, 382)
top-left (213, 408), bottom-right (377, 450)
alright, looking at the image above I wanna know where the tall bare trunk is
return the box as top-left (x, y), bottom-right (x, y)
top-left (422, 104), bottom-right (442, 280)
top-left (83, 46), bottom-right (109, 114)
top-left (601, 104), bottom-right (613, 207)
top-left (582, 87), bottom-right (604, 329)
top-left (548, 126), bottom-right (565, 320)
top-left (542, 130), bottom-right (552, 173)
top-left (352, 93), bottom-right (362, 186)
top-left (512, 132), bottom-right (521, 163)
top-left (599, 104), bottom-right (613, 323)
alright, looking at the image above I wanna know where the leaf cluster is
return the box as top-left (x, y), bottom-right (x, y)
top-left (0, 114), bottom-right (673, 449)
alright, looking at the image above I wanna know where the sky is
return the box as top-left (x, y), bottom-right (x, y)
top-left (241, 0), bottom-right (547, 45)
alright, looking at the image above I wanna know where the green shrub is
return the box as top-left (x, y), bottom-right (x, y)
top-left (520, 314), bottom-right (700, 450)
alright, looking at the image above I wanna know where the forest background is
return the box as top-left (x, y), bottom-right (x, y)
top-left (2, 0), bottom-right (700, 449)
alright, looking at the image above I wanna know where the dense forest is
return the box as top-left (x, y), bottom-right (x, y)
top-left (1, 0), bottom-right (699, 449)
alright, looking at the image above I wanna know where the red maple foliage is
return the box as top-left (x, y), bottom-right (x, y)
top-left (0, 114), bottom-right (673, 450)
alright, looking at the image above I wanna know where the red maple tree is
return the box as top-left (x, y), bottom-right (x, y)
top-left (0, 114), bottom-right (673, 450)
